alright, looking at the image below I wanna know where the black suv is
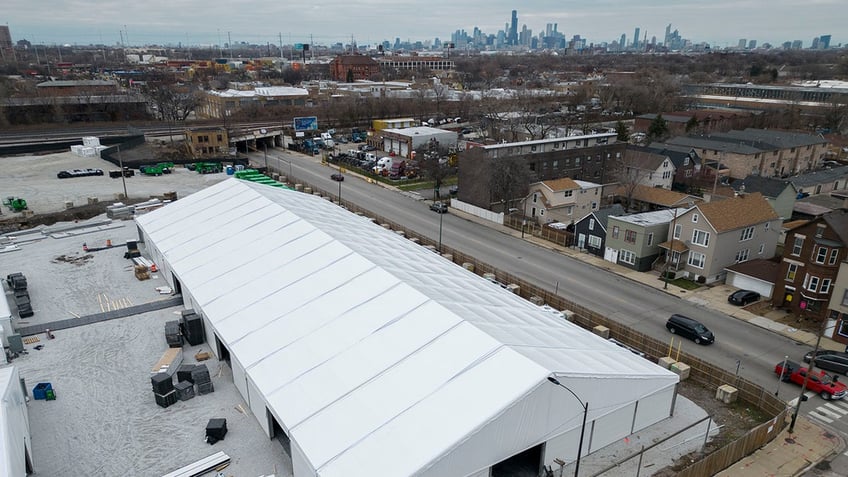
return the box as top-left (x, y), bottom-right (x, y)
top-left (666, 314), bottom-right (715, 345)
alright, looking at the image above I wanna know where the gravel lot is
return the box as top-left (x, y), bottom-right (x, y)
top-left (0, 150), bottom-right (228, 216)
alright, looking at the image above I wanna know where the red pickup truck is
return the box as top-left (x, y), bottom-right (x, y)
top-left (775, 360), bottom-right (848, 400)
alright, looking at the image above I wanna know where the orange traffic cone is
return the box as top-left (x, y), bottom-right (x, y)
top-left (82, 243), bottom-right (88, 252)
top-left (150, 263), bottom-right (158, 272)
top-left (106, 239), bottom-right (112, 247)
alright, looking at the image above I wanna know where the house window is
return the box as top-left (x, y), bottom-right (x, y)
top-left (815, 184), bottom-right (822, 194)
top-left (647, 233), bottom-right (654, 246)
top-left (842, 289), bottom-right (848, 306)
top-left (765, 222), bottom-right (770, 231)
top-left (787, 263), bottom-right (798, 281)
top-left (591, 202), bottom-right (598, 210)
top-left (612, 226), bottom-right (620, 239)
top-left (688, 251), bottom-right (706, 268)
top-left (684, 157), bottom-right (690, 166)
top-left (692, 214), bottom-right (699, 223)
top-left (759, 243), bottom-right (765, 254)
top-left (829, 249), bottom-right (839, 265)
top-left (735, 249), bottom-right (749, 263)
top-left (673, 224), bottom-right (682, 239)
top-left (588, 235), bottom-right (602, 248)
top-left (685, 169), bottom-right (692, 177)
top-left (566, 206), bottom-right (574, 215)
top-left (792, 236), bottom-right (804, 256)
top-left (807, 276), bottom-right (820, 292)
top-left (589, 218), bottom-right (595, 230)
top-left (533, 193), bottom-right (538, 203)
top-left (740, 227), bottom-right (754, 241)
top-left (625, 230), bottom-right (637, 243)
top-left (815, 247), bottom-right (827, 264)
top-left (692, 229), bottom-right (710, 247)
top-left (564, 190), bottom-right (573, 197)
top-left (619, 249), bottom-right (636, 265)
top-left (821, 279), bottom-right (832, 294)
top-left (816, 225), bottom-right (826, 237)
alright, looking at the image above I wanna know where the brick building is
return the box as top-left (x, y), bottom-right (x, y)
top-left (329, 55), bottom-right (381, 81)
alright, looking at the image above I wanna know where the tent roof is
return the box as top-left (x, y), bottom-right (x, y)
top-left (136, 179), bottom-right (677, 476)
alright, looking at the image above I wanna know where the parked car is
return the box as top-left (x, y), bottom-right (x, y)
top-left (804, 350), bottom-right (848, 375)
top-left (775, 360), bottom-right (848, 400)
top-left (57, 168), bottom-right (104, 179)
top-left (665, 314), bottom-right (715, 345)
top-left (330, 173), bottom-right (344, 182)
top-left (430, 202), bottom-right (448, 213)
top-left (728, 289), bottom-right (761, 306)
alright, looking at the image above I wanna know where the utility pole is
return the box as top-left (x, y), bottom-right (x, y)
top-left (228, 31), bottom-right (233, 58)
top-left (117, 145), bottom-right (128, 200)
top-left (279, 33), bottom-right (283, 60)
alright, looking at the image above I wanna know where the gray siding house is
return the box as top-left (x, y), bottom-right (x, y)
top-left (658, 192), bottom-right (782, 284)
top-left (606, 209), bottom-right (687, 271)
top-left (574, 205), bottom-right (626, 257)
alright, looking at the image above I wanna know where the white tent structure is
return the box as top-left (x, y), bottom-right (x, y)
top-left (135, 179), bottom-right (679, 477)
top-left (0, 366), bottom-right (33, 477)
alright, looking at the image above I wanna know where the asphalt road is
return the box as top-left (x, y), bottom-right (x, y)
top-left (258, 147), bottom-right (812, 395)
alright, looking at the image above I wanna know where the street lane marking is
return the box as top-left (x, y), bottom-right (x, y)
top-left (815, 406), bottom-right (842, 419)
top-left (833, 400), bottom-right (848, 411)
top-left (808, 411), bottom-right (834, 424)
top-left (824, 403), bottom-right (848, 415)
top-left (788, 392), bottom-right (815, 407)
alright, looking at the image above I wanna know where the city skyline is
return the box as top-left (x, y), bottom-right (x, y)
top-left (3, 1), bottom-right (844, 49)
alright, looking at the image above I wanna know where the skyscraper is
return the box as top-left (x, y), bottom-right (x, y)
top-left (0, 25), bottom-right (12, 50)
top-left (620, 34), bottom-right (627, 50)
top-left (633, 27), bottom-right (640, 49)
top-left (664, 24), bottom-right (671, 47)
top-left (819, 34), bottom-right (831, 49)
top-left (509, 10), bottom-right (518, 46)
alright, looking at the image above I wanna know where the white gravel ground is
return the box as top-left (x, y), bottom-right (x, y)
top-left (4, 220), bottom-right (291, 477)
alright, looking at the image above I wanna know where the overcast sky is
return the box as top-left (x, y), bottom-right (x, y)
top-left (4, 1), bottom-right (844, 49)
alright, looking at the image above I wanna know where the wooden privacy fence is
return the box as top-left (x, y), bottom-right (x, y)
top-left (273, 171), bottom-right (790, 476)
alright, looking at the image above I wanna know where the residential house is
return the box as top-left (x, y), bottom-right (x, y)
top-left (659, 192), bottom-right (781, 284)
top-left (606, 208), bottom-right (688, 271)
top-left (612, 184), bottom-right (702, 213)
top-left (642, 146), bottom-right (701, 190)
top-left (826, 261), bottom-right (848, 347)
top-left (634, 110), bottom-right (759, 136)
top-left (456, 132), bottom-right (625, 211)
top-left (666, 128), bottom-right (828, 180)
top-left (773, 211), bottom-right (848, 322)
top-left (620, 147), bottom-right (676, 190)
top-left (523, 178), bottom-right (604, 225)
top-left (790, 165), bottom-right (848, 197)
top-left (730, 175), bottom-right (798, 220)
top-left (573, 204), bottom-right (626, 257)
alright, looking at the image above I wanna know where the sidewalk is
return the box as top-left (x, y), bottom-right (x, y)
top-left (445, 207), bottom-right (847, 476)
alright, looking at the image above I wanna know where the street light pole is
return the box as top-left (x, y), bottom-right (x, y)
top-left (547, 376), bottom-right (589, 477)
top-left (664, 207), bottom-right (679, 290)
top-left (438, 209), bottom-right (444, 253)
top-left (263, 143), bottom-right (268, 171)
top-left (116, 144), bottom-right (128, 200)
top-left (775, 355), bottom-right (789, 397)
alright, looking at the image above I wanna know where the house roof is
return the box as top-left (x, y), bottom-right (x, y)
top-left (624, 147), bottom-right (671, 171)
top-left (667, 128), bottom-right (827, 154)
top-left (643, 146), bottom-right (700, 169)
top-left (695, 192), bottom-right (779, 232)
top-left (613, 208), bottom-right (688, 227)
top-left (789, 165), bottom-right (848, 189)
top-left (540, 177), bottom-right (580, 191)
top-left (658, 240), bottom-right (689, 252)
top-left (731, 175), bottom-right (796, 198)
top-left (614, 184), bottom-right (701, 208)
top-left (724, 258), bottom-right (780, 283)
top-left (135, 179), bottom-right (678, 477)
top-left (578, 204), bottom-right (626, 230)
top-left (822, 210), bottom-right (848, 245)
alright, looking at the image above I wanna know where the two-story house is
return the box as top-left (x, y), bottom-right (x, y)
top-left (523, 178), bottom-right (604, 225)
top-left (573, 204), bottom-right (626, 257)
top-left (619, 147), bottom-right (676, 190)
top-left (826, 261), bottom-right (848, 346)
top-left (774, 211), bottom-right (848, 322)
top-left (658, 193), bottom-right (781, 284)
top-left (606, 208), bottom-right (688, 271)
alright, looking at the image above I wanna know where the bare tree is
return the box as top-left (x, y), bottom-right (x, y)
top-left (415, 139), bottom-right (453, 198)
top-left (488, 155), bottom-right (530, 212)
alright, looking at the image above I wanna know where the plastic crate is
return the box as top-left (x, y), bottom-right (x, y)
top-left (33, 382), bottom-right (53, 400)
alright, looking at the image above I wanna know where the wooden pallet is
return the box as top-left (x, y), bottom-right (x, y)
top-left (24, 336), bottom-right (40, 344)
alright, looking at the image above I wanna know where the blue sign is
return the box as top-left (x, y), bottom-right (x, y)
top-left (294, 43), bottom-right (304, 51)
top-left (293, 116), bottom-right (318, 132)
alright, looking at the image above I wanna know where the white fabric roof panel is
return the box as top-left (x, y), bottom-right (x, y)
top-left (135, 179), bottom-right (678, 476)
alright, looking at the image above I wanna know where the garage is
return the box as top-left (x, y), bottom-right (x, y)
top-left (135, 178), bottom-right (679, 477)
top-left (724, 259), bottom-right (778, 299)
